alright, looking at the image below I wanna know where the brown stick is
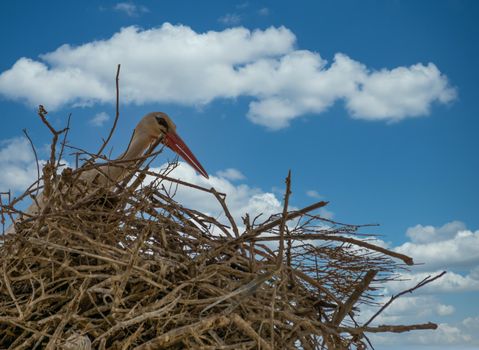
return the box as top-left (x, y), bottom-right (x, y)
top-left (231, 314), bottom-right (273, 350)
top-left (277, 170), bottom-right (291, 267)
top-left (96, 64), bottom-right (121, 157)
top-left (22, 129), bottom-right (41, 197)
top-left (340, 322), bottom-right (438, 334)
top-left (211, 188), bottom-right (239, 238)
top-left (251, 201), bottom-right (329, 237)
top-left (332, 270), bottom-right (377, 325)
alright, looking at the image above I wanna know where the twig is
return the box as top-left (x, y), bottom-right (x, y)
top-left (96, 64), bottom-right (121, 157)
top-left (363, 271), bottom-right (446, 327)
top-left (251, 201), bottom-right (329, 237)
top-left (56, 113), bottom-right (72, 168)
top-left (340, 322), bottom-right (438, 334)
top-left (211, 188), bottom-right (239, 238)
top-left (332, 270), bottom-right (377, 325)
top-left (22, 129), bottom-right (41, 197)
top-left (277, 170), bottom-right (291, 267)
top-left (37, 105), bottom-right (68, 167)
top-left (133, 315), bottom-right (230, 349)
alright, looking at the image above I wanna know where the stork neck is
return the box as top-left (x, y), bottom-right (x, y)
top-left (120, 130), bottom-right (153, 161)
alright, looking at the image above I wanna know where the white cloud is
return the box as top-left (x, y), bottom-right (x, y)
top-left (0, 58), bottom-right (110, 110)
top-left (245, 53), bottom-right (456, 128)
top-left (406, 221), bottom-right (466, 243)
top-left (436, 304), bottom-right (455, 316)
top-left (146, 162), bottom-right (283, 225)
top-left (89, 112), bottom-right (110, 127)
top-left (395, 224), bottom-right (479, 270)
top-left (114, 2), bottom-right (149, 17)
top-left (346, 63), bottom-right (456, 121)
top-left (218, 13), bottom-right (242, 25)
top-left (216, 168), bottom-right (245, 181)
top-left (380, 222), bottom-right (479, 296)
top-left (0, 24), bottom-right (456, 128)
top-left (0, 137), bottom-right (41, 193)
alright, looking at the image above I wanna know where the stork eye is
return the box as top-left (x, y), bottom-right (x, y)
top-left (155, 116), bottom-right (169, 130)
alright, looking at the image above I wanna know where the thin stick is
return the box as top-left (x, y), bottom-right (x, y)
top-left (340, 322), bottom-right (438, 334)
top-left (277, 170), bottom-right (291, 267)
top-left (211, 188), bottom-right (239, 238)
top-left (37, 105), bottom-right (68, 166)
top-left (133, 315), bottom-right (230, 350)
top-left (22, 129), bottom-right (41, 197)
top-left (363, 271), bottom-right (446, 327)
top-left (251, 201), bottom-right (329, 237)
top-left (96, 64), bottom-right (121, 157)
top-left (332, 270), bottom-right (377, 325)
top-left (56, 113), bottom-right (72, 168)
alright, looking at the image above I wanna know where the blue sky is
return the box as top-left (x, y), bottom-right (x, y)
top-left (0, 1), bottom-right (478, 348)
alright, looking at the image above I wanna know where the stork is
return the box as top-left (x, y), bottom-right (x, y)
top-left (82, 111), bottom-right (208, 186)
top-left (5, 112), bottom-right (208, 234)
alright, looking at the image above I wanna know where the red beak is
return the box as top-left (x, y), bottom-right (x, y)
top-left (164, 131), bottom-right (209, 179)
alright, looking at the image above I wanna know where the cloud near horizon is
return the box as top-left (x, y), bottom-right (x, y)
top-left (0, 23), bottom-right (456, 129)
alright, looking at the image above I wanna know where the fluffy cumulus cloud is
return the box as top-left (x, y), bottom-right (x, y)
top-left (346, 63), bottom-right (456, 121)
top-left (405, 221), bottom-right (466, 243)
top-left (383, 221), bottom-right (479, 294)
top-left (395, 222), bottom-right (479, 270)
top-left (0, 137), bottom-right (41, 193)
top-left (0, 24), bottom-right (456, 129)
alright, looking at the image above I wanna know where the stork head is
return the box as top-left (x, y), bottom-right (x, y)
top-left (139, 112), bottom-right (209, 179)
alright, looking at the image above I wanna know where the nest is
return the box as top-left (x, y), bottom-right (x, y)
top-left (0, 108), bottom-right (441, 349)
